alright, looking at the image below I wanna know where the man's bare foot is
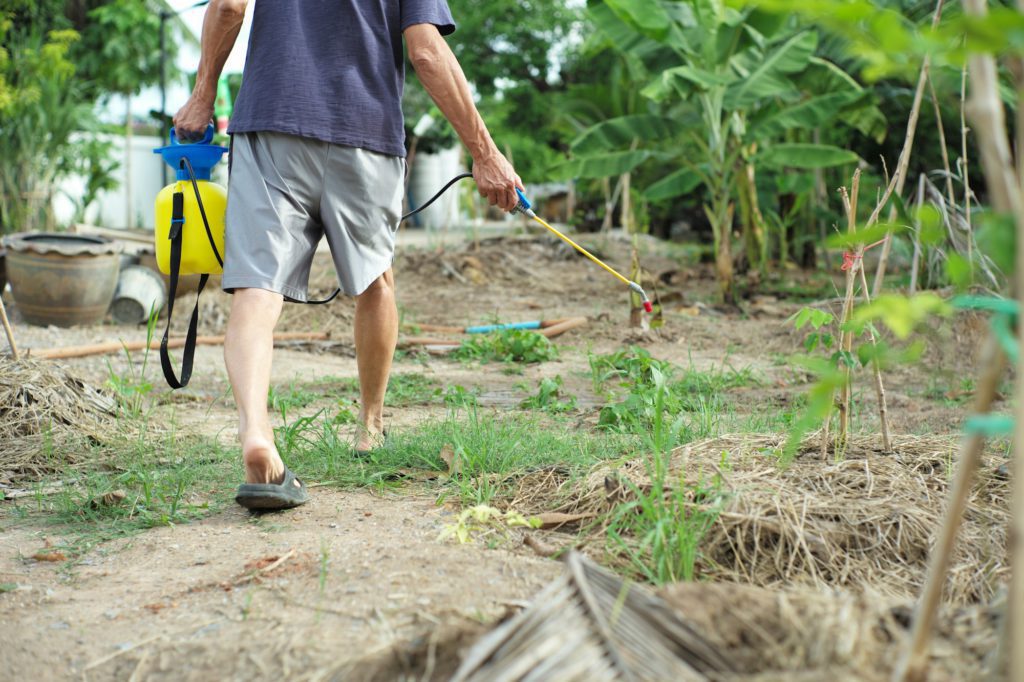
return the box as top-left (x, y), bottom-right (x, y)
top-left (242, 436), bottom-right (286, 484)
top-left (354, 419), bottom-right (386, 452)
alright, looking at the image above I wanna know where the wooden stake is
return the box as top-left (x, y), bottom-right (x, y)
top-left (0, 295), bottom-right (19, 360)
top-left (893, 336), bottom-right (1008, 682)
top-left (960, 65), bottom-right (974, 278)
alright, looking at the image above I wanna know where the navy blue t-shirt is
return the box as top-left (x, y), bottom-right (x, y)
top-left (229, 0), bottom-right (456, 158)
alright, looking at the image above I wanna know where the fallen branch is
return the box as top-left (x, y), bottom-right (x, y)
top-left (30, 332), bottom-right (330, 361)
top-left (234, 548), bottom-right (297, 586)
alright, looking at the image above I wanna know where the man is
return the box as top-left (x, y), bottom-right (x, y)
top-left (174, 0), bottom-right (521, 510)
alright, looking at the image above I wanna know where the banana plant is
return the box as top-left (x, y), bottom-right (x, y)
top-left (558, 0), bottom-right (882, 302)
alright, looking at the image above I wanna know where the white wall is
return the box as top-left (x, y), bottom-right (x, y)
top-left (53, 133), bottom-right (167, 230)
top-left (54, 132), bottom-right (230, 230)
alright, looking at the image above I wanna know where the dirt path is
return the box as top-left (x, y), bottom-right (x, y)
top-left (0, 488), bottom-right (559, 680)
top-left (0, 231), bottom-right (997, 679)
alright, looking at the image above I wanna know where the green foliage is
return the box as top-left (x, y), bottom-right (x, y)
top-left (849, 292), bottom-right (953, 339)
top-left (452, 329), bottom-right (559, 364)
top-left (0, 24), bottom-right (91, 232)
top-left (73, 0), bottom-right (166, 98)
top-left (605, 463), bottom-right (725, 584)
top-left (590, 347), bottom-right (756, 438)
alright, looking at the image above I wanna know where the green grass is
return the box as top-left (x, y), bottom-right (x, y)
top-left (603, 381), bottom-right (728, 585)
top-left (272, 396), bottom-right (637, 506)
top-left (303, 372), bottom-right (443, 408)
top-left (6, 430), bottom-right (236, 562)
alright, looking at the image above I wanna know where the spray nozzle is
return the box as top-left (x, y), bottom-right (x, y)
top-left (154, 125), bottom-right (228, 182)
top-left (628, 281), bottom-right (653, 313)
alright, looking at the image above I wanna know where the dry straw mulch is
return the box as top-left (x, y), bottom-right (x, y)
top-left (0, 356), bottom-right (116, 482)
top-left (509, 433), bottom-right (1009, 605)
top-left (658, 581), bottom-right (1002, 681)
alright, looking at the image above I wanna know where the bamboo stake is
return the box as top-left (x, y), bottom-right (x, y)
top-left (927, 71), bottom-right (958, 206)
top-left (909, 174), bottom-right (927, 294)
top-left (960, 65), bottom-right (974, 277)
top-left (0, 295), bottom-right (19, 360)
top-left (872, 0), bottom-right (947, 298)
top-left (31, 331), bottom-right (330, 360)
top-left (856, 265), bottom-right (892, 452)
top-left (836, 172), bottom-right (861, 454)
top-left (893, 336), bottom-right (1008, 682)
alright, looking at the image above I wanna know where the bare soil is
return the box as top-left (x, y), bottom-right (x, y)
top-left (0, 226), bottom-right (1005, 679)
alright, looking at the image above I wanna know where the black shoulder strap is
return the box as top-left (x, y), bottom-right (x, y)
top-left (160, 189), bottom-right (208, 389)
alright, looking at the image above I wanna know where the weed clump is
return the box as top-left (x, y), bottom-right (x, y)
top-left (452, 329), bottom-right (558, 364)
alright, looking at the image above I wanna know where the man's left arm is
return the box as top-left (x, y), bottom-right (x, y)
top-left (405, 23), bottom-right (522, 212)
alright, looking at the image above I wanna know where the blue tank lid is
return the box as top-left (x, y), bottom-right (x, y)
top-left (153, 125), bottom-right (228, 181)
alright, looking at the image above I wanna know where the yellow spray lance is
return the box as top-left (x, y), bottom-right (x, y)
top-left (512, 188), bottom-right (653, 313)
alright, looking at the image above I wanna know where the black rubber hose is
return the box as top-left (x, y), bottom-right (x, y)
top-left (180, 156), bottom-right (224, 268)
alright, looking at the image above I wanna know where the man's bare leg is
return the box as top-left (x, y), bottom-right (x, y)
top-left (224, 287), bottom-right (287, 484)
top-left (354, 269), bottom-right (398, 450)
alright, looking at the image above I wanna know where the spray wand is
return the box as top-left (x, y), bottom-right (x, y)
top-left (512, 188), bottom-right (653, 313)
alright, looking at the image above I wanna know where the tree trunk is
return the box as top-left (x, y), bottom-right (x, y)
top-left (737, 159), bottom-right (767, 272)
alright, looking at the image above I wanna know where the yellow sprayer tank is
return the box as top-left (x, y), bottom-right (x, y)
top-left (153, 126), bottom-right (228, 276)
top-left (154, 179), bottom-right (227, 275)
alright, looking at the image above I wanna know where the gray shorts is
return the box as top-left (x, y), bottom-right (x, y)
top-left (222, 131), bottom-right (404, 301)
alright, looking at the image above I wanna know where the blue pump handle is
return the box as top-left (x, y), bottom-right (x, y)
top-left (170, 124), bottom-right (215, 146)
top-left (515, 187), bottom-right (532, 213)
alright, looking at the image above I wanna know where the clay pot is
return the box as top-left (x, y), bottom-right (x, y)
top-left (2, 232), bottom-right (122, 327)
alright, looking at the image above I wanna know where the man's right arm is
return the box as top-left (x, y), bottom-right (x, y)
top-left (173, 0), bottom-right (248, 139)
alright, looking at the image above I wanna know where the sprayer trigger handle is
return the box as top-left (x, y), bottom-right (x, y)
top-left (170, 124), bottom-right (215, 146)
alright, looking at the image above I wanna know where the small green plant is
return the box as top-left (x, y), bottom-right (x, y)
top-left (439, 505), bottom-right (540, 544)
top-left (452, 329), bottom-right (558, 364)
top-left (604, 381), bottom-right (726, 584)
top-left (105, 308), bottom-right (160, 419)
top-left (519, 376), bottom-right (577, 413)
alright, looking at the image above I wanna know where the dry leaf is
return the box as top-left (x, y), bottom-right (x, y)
top-left (89, 490), bottom-right (127, 509)
top-left (440, 444), bottom-right (461, 476)
top-left (396, 468), bottom-right (440, 483)
top-left (33, 551), bottom-right (66, 562)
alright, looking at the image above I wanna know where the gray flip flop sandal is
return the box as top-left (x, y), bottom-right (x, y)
top-left (235, 467), bottom-right (309, 510)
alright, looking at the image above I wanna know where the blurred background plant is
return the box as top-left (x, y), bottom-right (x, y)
top-left (0, 0), bottom-right (184, 234)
